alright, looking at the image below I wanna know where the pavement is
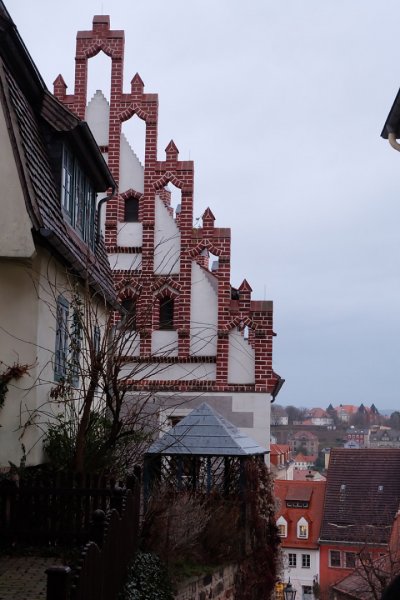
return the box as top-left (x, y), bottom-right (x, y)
top-left (0, 556), bottom-right (63, 600)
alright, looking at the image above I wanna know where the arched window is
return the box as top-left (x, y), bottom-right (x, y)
top-left (124, 197), bottom-right (139, 222)
top-left (121, 297), bottom-right (136, 329)
top-left (297, 517), bottom-right (309, 539)
top-left (276, 516), bottom-right (287, 538)
top-left (159, 297), bottom-right (174, 330)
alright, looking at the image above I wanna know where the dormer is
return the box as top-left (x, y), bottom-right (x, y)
top-left (276, 516), bottom-right (288, 538)
top-left (297, 516), bottom-right (309, 539)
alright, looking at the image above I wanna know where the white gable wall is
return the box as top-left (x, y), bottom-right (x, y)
top-left (154, 195), bottom-right (180, 275)
top-left (190, 261), bottom-right (218, 356)
top-left (0, 100), bottom-right (35, 258)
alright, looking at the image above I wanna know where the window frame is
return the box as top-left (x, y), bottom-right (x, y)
top-left (345, 552), bottom-right (357, 569)
top-left (124, 196), bottom-right (140, 222)
top-left (159, 296), bottom-right (174, 330)
top-left (288, 553), bottom-right (297, 568)
top-left (120, 298), bottom-right (137, 330)
top-left (297, 517), bottom-right (309, 539)
top-left (301, 554), bottom-right (311, 569)
top-left (54, 295), bottom-right (69, 381)
top-left (329, 550), bottom-right (342, 568)
top-left (61, 145), bottom-right (97, 248)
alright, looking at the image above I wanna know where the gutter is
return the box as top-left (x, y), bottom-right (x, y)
top-left (96, 185), bottom-right (116, 244)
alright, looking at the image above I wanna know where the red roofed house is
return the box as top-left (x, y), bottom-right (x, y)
top-left (294, 453), bottom-right (317, 470)
top-left (270, 444), bottom-right (294, 480)
top-left (305, 408), bottom-right (334, 427)
top-left (319, 448), bottom-right (400, 600)
top-left (275, 480), bottom-right (326, 599)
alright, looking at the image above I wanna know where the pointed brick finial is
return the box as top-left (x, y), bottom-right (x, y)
top-left (165, 140), bottom-right (179, 161)
top-left (239, 279), bottom-right (253, 293)
top-left (202, 207), bottom-right (215, 228)
top-left (53, 74), bottom-right (67, 98)
top-left (131, 73), bottom-right (144, 95)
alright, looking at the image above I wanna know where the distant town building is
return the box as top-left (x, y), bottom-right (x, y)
top-left (294, 453), bottom-right (317, 470)
top-left (288, 431), bottom-right (319, 456)
top-left (275, 480), bottom-right (326, 600)
top-left (345, 428), bottom-right (370, 448)
top-left (304, 408), bottom-right (334, 427)
top-left (270, 444), bottom-right (294, 480)
top-left (369, 428), bottom-right (400, 449)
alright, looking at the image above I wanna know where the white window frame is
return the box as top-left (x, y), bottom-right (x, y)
top-left (297, 517), bottom-right (309, 539)
top-left (301, 554), bottom-right (311, 569)
top-left (288, 553), bottom-right (297, 568)
top-left (276, 516), bottom-right (288, 538)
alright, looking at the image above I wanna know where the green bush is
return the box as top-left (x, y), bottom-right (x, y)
top-left (120, 552), bottom-right (173, 600)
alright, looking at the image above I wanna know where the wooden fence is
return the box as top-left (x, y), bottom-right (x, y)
top-left (0, 470), bottom-right (141, 599)
top-left (46, 483), bottom-right (141, 600)
top-left (0, 471), bottom-right (132, 546)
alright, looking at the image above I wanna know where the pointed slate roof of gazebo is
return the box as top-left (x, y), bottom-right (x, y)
top-left (146, 402), bottom-right (268, 456)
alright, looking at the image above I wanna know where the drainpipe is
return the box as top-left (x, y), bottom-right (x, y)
top-left (96, 185), bottom-right (116, 244)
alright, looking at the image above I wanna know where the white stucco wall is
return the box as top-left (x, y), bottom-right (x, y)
top-left (0, 100), bottom-right (35, 258)
top-left (0, 249), bottom-right (110, 468)
top-left (282, 548), bottom-right (319, 599)
top-left (108, 253), bottom-right (142, 271)
top-left (117, 222), bottom-right (143, 247)
top-left (154, 195), bottom-right (180, 275)
top-left (190, 261), bottom-right (218, 356)
top-left (120, 361), bottom-right (216, 382)
top-left (119, 133), bottom-right (144, 194)
top-left (228, 329), bottom-right (255, 384)
top-left (85, 90), bottom-right (110, 147)
top-left (152, 330), bottom-right (179, 356)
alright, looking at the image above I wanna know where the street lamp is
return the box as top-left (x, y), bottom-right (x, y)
top-left (284, 579), bottom-right (297, 600)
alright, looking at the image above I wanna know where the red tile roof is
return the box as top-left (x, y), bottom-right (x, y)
top-left (320, 448), bottom-right (400, 545)
top-left (275, 480), bottom-right (326, 549)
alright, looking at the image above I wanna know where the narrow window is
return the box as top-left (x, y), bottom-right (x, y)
top-left (345, 552), bottom-right (356, 569)
top-left (159, 297), bottom-right (174, 330)
top-left (54, 296), bottom-right (69, 381)
top-left (74, 164), bottom-right (85, 237)
top-left (121, 298), bottom-right (136, 330)
top-left (288, 553), bottom-right (297, 568)
top-left (70, 309), bottom-right (82, 387)
top-left (329, 550), bottom-right (342, 568)
top-left (93, 324), bottom-right (101, 357)
top-left (277, 524), bottom-right (286, 537)
top-left (124, 197), bottom-right (139, 222)
top-left (301, 554), bottom-right (310, 569)
top-left (61, 147), bottom-right (74, 221)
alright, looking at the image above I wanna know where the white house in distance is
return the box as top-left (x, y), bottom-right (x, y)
top-left (52, 15), bottom-right (283, 450)
top-left (0, 4), bottom-right (116, 467)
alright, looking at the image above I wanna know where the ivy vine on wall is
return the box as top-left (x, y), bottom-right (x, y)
top-left (0, 362), bottom-right (32, 410)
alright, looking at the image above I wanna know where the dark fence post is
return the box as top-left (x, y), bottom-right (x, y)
top-left (90, 509), bottom-right (106, 547)
top-left (46, 565), bottom-right (71, 600)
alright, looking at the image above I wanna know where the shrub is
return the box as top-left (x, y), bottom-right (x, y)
top-left (119, 552), bottom-right (173, 600)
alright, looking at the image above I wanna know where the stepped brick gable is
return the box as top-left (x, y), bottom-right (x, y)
top-left (54, 15), bottom-right (282, 448)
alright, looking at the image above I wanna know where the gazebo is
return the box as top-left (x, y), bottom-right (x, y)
top-left (143, 402), bottom-right (268, 502)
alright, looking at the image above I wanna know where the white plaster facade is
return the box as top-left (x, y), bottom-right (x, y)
top-left (282, 548), bottom-right (319, 600)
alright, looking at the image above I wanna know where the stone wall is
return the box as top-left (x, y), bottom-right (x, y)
top-left (174, 565), bottom-right (237, 600)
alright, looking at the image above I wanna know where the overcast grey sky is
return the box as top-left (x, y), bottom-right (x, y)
top-left (10, 1), bottom-right (400, 410)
